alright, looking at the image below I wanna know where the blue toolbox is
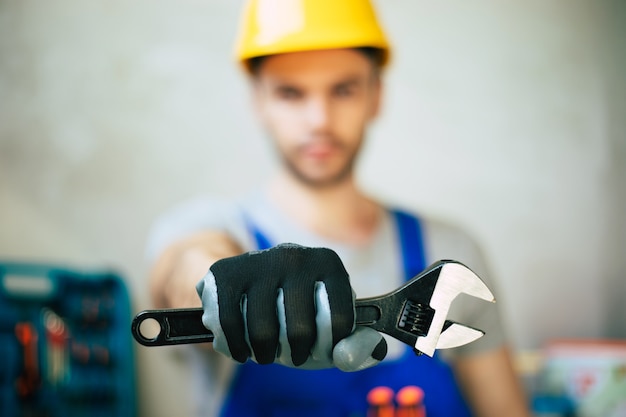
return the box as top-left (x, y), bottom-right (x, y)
top-left (0, 262), bottom-right (136, 417)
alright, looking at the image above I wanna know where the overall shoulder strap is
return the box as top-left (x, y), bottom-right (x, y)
top-left (245, 217), bottom-right (273, 250)
top-left (391, 209), bottom-right (427, 281)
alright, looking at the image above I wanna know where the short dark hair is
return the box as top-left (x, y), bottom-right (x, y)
top-left (247, 54), bottom-right (268, 76)
top-left (354, 46), bottom-right (385, 68)
top-left (247, 47), bottom-right (385, 76)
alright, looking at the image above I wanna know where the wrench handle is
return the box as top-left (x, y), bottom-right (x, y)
top-left (132, 302), bottom-right (387, 347)
top-left (131, 308), bottom-right (212, 346)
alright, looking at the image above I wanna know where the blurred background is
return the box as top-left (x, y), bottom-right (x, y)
top-left (1, 0), bottom-right (624, 416)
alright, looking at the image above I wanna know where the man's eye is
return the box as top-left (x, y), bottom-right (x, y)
top-left (334, 85), bottom-right (355, 98)
top-left (276, 87), bottom-right (302, 100)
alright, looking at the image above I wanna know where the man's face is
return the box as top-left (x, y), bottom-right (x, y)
top-left (253, 49), bottom-right (381, 188)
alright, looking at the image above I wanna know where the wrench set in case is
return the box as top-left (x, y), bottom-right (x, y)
top-left (0, 262), bottom-right (136, 417)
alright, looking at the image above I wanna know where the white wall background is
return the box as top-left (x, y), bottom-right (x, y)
top-left (1, 1), bottom-right (624, 416)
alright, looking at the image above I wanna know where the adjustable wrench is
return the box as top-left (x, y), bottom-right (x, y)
top-left (131, 260), bottom-right (495, 357)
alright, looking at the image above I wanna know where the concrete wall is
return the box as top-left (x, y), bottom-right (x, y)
top-left (1, 1), bottom-right (624, 415)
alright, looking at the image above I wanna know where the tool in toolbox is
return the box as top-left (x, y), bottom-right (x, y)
top-left (132, 260), bottom-right (495, 357)
top-left (14, 322), bottom-right (40, 398)
top-left (42, 308), bottom-right (70, 387)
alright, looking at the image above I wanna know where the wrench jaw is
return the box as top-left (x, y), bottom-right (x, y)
top-left (413, 261), bottom-right (495, 357)
top-left (436, 321), bottom-right (485, 350)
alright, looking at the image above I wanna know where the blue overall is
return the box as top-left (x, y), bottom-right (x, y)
top-left (220, 210), bottom-right (472, 417)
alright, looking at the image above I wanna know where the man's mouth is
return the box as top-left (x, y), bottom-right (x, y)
top-left (300, 140), bottom-right (341, 160)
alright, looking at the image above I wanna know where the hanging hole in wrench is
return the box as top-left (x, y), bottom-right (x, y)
top-left (138, 317), bottom-right (162, 340)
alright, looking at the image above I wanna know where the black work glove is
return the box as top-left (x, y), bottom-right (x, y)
top-left (196, 244), bottom-right (387, 371)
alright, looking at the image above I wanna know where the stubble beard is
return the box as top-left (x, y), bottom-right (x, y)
top-left (279, 137), bottom-right (362, 190)
top-left (282, 152), bottom-right (357, 189)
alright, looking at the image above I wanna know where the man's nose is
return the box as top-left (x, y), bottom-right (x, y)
top-left (304, 96), bottom-right (331, 130)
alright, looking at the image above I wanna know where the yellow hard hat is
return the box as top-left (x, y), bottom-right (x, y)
top-left (234, 0), bottom-right (391, 71)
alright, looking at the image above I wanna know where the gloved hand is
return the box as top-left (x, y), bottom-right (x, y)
top-left (195, 243), bottom-right (387, 371)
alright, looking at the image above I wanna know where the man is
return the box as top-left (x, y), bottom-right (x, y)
top-left (147, 0), bottom-right (529, 416)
